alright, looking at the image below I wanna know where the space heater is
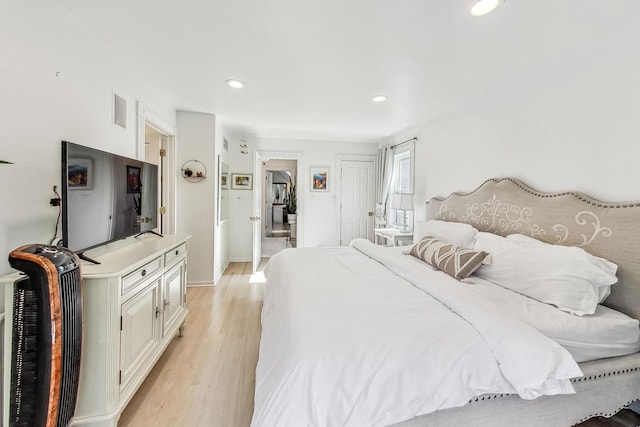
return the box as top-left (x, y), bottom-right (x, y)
top-left (8, 244), bottom-right (83, 427)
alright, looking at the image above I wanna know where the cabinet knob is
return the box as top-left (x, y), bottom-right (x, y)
top-left (141, 269), bottom-right (147, 277)
top-left (175, 250), bottom-right (179, 255)
top-left (164, 300), bottom-right (171, 307)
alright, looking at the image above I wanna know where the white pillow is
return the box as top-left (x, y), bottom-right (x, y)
top-left (506, 234), bottom-right (618, 302)
top-left (473, 232), bottom-right (519, 256)
top-left (475, 243), bottom-right (619, 316)
top-left (414, 220), bottom-right (478, 248)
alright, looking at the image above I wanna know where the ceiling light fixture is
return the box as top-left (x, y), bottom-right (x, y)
top-left (470, 0), bottom-right (502, 17)
top-left (372, 95), bottom-right (387, 103)
top-left (226, 79), bottom-right (244, 89)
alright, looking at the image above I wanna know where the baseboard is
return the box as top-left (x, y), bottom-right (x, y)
top-left (228, 257), bottom-right (251, 262)
top-left (213, 261), bottom-right (230, 285)
top-left (187, 281), bottom-right (215, 287)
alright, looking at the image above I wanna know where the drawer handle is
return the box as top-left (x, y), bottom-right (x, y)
top-left (175, 250), bottom-right (179, 255)
top-left (141, 269), bottom-right (147, 277)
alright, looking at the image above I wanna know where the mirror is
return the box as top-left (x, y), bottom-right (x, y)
top-left (218, 156), bottom-right (229, 224)
top-left (272, 183), bottom-right (286, 204)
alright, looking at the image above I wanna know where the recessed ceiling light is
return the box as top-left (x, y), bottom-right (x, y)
top-left (226, 79), bottom-right (244, 89)
top-left (470, 0), bottom-right (502, 17)
top-left (372, 95), bottom-right (387, 103)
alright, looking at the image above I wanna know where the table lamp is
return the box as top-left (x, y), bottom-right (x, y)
top-left (392, 193), bottom-right (414, 231)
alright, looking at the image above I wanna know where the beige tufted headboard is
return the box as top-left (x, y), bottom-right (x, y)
top-left (425, 177), bottom-right (640, 320)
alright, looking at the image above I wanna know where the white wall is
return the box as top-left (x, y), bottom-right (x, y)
top-left (0, 2), bottom-right (175, 275)
top-left (225, 137), bottom-right (378, 261)
top-left (390, 22), bottom-right (640, 222)
top-left (176, 111), bottom-right (216, 284)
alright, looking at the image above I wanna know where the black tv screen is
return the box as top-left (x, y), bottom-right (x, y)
top-left (62, 141), bottom-right (159, 253)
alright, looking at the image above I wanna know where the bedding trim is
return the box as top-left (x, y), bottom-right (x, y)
top-left (390, 352), bottom-right (640, 427)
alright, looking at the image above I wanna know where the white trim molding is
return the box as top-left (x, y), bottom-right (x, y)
top-left (136, 102), bottom-right (178, 235)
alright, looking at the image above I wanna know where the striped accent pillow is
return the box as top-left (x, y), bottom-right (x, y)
top-left (408, 237), bottom-right (490, 280)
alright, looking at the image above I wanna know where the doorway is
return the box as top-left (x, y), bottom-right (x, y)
top-left (262, 160), bottom-right (297, 257)
top-left (143, 124), bottom-right (165, 231)
top-left (138, 103), bottom-right (177, 235)
top-left (253, 151), bottom-right (303, 272)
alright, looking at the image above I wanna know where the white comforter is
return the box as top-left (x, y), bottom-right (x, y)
top-left (252, 240), bottom-right (582, 427)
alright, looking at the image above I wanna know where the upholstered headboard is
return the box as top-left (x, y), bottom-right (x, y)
top-left (425, 177), bottom-right (640, 320)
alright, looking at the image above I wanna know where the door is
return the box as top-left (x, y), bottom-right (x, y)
top-left (120, 279), bottom-right (161, 388)
top-left (252, 153), bottom-right (263, 272)
top-left (144, 126), bottom-right (162, 231)
top-left (162, 261), bottom-right (185, 336)
top-left (340, 160), bottom-right (375, 245)
top-left (264, 170), bottom-right (273, 237)
top-left (139, 103), bottom-right (177, 235)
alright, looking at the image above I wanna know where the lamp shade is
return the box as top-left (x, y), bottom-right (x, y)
top-left (392, 193), bottom-right (414, 211)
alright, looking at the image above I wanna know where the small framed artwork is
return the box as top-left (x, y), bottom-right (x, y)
top-left (231, 173), bottom-right (253, 190)
top-left (68, 158), bottom-right (93, 190)
top-left (310, 167), bottom-right (329, 192)
top-left (127, 165), bottom-right (142, 193)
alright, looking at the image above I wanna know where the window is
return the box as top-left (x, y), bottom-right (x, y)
top-left (390, 142), bottom-right (415, 229)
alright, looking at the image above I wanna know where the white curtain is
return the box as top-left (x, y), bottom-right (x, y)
top-left (375, 145), bottom-right (395, 226)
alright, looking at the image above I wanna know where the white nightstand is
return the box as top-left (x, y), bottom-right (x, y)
top-left (374, 228), bottom-right (414, 247)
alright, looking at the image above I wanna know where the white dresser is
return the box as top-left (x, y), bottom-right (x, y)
top-left (2, 233), bottom-right (191, 427)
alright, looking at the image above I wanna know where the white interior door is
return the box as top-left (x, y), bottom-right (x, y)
top-left (252, 153), bottom-right (263, 272)
top-left (138, 102), bottom-right (177, 235)
top-left (340, 160), bottom-right (375, 245)
top-left (265, 171), bottom-right (273, 237)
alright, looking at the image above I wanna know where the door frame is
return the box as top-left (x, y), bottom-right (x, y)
top-left (253, 150), bottom-right (303, 272)
top-left (262, 161), bottom-right (297, 239)
top-left (137, 102), bottom-right (177, 234)
top-left (335, 154), bottom-right (377, 246)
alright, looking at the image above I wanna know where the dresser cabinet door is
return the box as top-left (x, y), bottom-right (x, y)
top-left (120, 279), bottom-right (161, 388)
top-left (162, 260), bottom-right (185, 337)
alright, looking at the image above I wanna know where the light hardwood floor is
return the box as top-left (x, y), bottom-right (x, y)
top-left (118, 261), bottom-right (263, 427)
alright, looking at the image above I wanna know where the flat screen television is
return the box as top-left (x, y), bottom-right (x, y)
top-left (61, 141), bottom-right (160, 262)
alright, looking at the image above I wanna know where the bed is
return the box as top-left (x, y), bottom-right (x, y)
top-left (251, 178), bottom-right (640, 426)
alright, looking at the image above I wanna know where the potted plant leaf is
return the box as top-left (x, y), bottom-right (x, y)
top-left (285, 177), bottom-right (297, 224)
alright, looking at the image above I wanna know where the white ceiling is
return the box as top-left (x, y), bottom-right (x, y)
top-left (57, 0), bottom-right (640, 142)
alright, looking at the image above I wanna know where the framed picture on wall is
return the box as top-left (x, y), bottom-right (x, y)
top-left (231, 173), bottom-right (253, 190)
top-left (310, 167), bottom-right (329, 192)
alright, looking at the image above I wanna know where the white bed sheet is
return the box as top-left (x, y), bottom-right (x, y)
top-left (465, 276), bottom-right (640, 362)
top-left (252, 241), bottom-right (582, 427)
